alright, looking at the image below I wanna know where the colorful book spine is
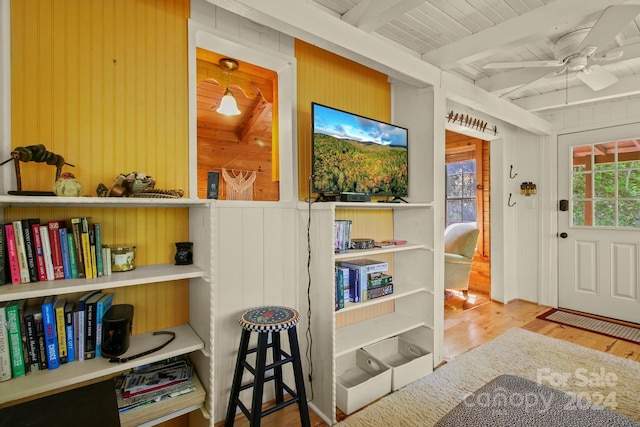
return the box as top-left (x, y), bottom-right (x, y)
top-left (6, 300), bottom-right (26, 377)
top-left (89, 228), bottom-right (97, 278)
top-left (65, 302), bottom-right (75, 363)
top-left (0, 302), bottom-right (12, 381)
top-left (70, 218), bottom-right (86, 279)
top-left (3, 224), bottom-right (20, 284)
top-left (84, 292), bottom-right (104, 359)
top-left (95, 292), bottom-right (114, 357)
top-left (21, 219), bottom-right (40, 283)
top-left (54, 298), bottom-right (68, 364)
top-left (12, 221), bottom-right (30, 283)
top-left (23, 307), bottom-right (41, 372)
top-left (335, 267), bottom-right (344, 311)
top-left (33, 311), bottom-right (47, 370)
top-left (40, 225), bottom-right (55, 281)
top-left (0, 226), bottom-right (8, 286)
top-left (41, 295), bottom-right (60, 370)
top-left (367, 283), bottom-right (394, 300)
top-left (76, 290), bottom-right (99, 361)
top-left (47, 222), bottom-right (65, 280)
top-left (66, 232), bottom-right (78, 278)
top-left (59, 227), bottom-right (72, 280)
top-left (93, 224), bottom-right (104, 277)
top-left (80, 218), bottom-right (94, 279)
top-left (31, 223), bottom-right (48, 282)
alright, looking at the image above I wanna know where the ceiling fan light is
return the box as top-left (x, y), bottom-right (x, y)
top-left (216, 88), bottom-right (241, 116)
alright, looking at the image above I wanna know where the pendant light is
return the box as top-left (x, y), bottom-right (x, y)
top-left (216, 58), bottom-right (241, 116)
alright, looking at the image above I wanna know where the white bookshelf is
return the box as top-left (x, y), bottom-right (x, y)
top-left (300, 201), bottom-right (440, 424)
top-left (0, 196), bottom-right (212, 425)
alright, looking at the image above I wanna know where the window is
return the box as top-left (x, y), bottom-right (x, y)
top-left (446, 161), bottom-right (477, 227)
top-left (571, 139), bottom-right (640, 228)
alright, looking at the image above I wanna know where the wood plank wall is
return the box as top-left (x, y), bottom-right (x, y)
top-left (9, 0), bottom-right (191, 336)
top-left (295, 40), bottom-right (391, 201)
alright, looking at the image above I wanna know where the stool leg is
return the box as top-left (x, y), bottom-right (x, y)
top-left (250, 332), bottom-right (269, 427)
top-left (225, 329), bottom-right (251, 427)
top-left (288, 326), bottom-right (311, 427)
top-left (272, 331), bottom-right (284, 404)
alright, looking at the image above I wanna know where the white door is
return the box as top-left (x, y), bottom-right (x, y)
top-left (558, 123), bottom-right (640, 324)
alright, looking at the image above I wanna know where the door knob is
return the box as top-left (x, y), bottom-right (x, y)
top-left (559, 232), bottom-right (568, 238)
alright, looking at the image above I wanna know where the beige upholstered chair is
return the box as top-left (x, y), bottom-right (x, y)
top-left (444, 222), bottom-right (480, 299)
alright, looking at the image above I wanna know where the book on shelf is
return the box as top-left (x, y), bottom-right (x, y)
top-left (0, 302), bottom-right (12, 381)
top-left (367, 272), bottom-right (392, 287)
top-left (21, 219), bottom-right (40, 283)
top-left (334, 219), bottom-right (352, 253)
top-left (70, 217), bottom-right (86, 279)
top-left (120, 356), bottom-right (193, 398)
top-left (335, 265), bottom-right (350, 304)
top-left (95, 292), bottom-right (114, 358)
top-left (64, 301), bottom-right (75, 363)
top-left (102, 246), bottom-right (112, 276)
top-left (3, 224), bottom-right (20, 284)
top-left (54, 297), bottom-right (68, 364)
top-left (6, 299), bottom-right (26, 377)
top-left (30, 223), bottom-right (48, 282)
top-left (23, 299), bottom-right (44, 372)
top-left (93, 223), bottom-right (104, 277)
top-left (339, 258), bottom-right (389, 303)
top-left (80, 217), bottom-right (94, 279)
top-left (39, 225), bottom-right (55, 281)
top-left (33, 309), bottom-right (47, 370)
top-left (47, 221), bottom-right (65, 280)
top-left (76, 290), bottom-right (99, 361)
top-left (334, 266), bottom-right (345, 311)
top-left (66, 231), bottom-right (78, 278)
top-left (41, 295), bottom-right (60, 370)
top-left (12, 221), bottom-right (30, 284)
top-left (59, 226), bottom-right (72, 280)
top-left (367, 283), bottom-right (394, 300)
top-left (88, 227), bottom-right (98, 279)
top-left (0, 226), bottom-right (10, 286)
top-left (84, 291), bottom-right (105, 359)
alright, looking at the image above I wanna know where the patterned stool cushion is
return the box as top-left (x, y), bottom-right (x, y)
top-left (239, 306), bottom-right (300, 332)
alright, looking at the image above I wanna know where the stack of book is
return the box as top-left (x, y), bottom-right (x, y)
top-left (114, 356), bottom-right (196, 413)
top-left (0, 290), bottom-right (115, 381)
top-left (335, 258), bottom-right (393, 309)
top-left (0, 217), bottom-right (112, 286)
top-left (334, 220), bottom-right (352, 253)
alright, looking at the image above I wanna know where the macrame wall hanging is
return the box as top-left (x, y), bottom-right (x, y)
top-left (221, 156), bottom-right (256, 200)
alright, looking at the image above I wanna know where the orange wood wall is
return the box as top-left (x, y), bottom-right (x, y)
top-left (8, 0), bottom-right (191, 335)
top-left (295, 40), bottom-right (391, 201)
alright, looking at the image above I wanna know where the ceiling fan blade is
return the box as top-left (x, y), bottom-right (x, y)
top-left (577, 5), bottom-right (640, 53)
top-left (592, 42), bottom-right (640, 64)
top-left (498, 69), bottom-right (560, 98)
top-left (577, 64), bottom-right (618, 91)
top-left (483, 60), bottom-right (563, 70)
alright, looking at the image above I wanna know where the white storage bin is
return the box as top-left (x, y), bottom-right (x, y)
top-left (336, 349), bottom-right (392, 415)
top-left (363, 336), bottom-right (433, 390)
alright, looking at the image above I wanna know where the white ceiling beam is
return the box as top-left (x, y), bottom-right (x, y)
top-left (206, 0), bottom-right (552, 135)
top-left (512, 74), bottom-right (640, 112)
top-left (422, 0), bottom-right (623, 70)
top-left (476, 68), bottom-right (556, 94)
top-left (342, 0), bottom-right (425, 33)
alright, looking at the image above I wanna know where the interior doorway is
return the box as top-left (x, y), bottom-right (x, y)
top-left (444, 130), bottom-right (491, 316)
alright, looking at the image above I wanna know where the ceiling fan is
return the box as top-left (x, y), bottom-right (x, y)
top-left (483, 5), bottom-right (640, 93)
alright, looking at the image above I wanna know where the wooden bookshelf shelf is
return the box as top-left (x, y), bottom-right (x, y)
top-left (0, 324), bottom-right (204, 405)
top-left (0, 195), bottom-right (208, 209)
top-left (0, 264), bottom-right (207, 302)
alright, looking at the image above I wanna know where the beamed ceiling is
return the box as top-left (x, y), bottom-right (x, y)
top-left (207, 0), bottom-right (640, 119)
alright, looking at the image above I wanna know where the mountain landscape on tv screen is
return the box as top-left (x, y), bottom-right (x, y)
top-left (313, 133), bottom-right (408, 196)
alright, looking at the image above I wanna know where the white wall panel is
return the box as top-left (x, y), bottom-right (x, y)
top-left (575, 240), bottom-right (598, 294)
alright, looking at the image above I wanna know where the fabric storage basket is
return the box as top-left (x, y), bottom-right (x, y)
top-left (362, 336), bottom-right (433, 391)
top-left (336, 349), bottom-right (392, 415)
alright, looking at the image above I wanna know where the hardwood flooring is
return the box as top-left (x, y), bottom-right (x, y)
top-left (219, 299), bottom-right (640, 426)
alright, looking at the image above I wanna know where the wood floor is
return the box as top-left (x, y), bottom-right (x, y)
top-left (219, 299), bottom-right (640, 426)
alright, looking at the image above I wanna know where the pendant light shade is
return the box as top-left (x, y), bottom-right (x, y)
top-left (216, 58), bottom-right (241, 116)
top-left (217, 88), bottom-right (241, 116)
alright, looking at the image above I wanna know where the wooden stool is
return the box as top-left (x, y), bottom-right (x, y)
top-left (225, 306), bottom-right (310, 427)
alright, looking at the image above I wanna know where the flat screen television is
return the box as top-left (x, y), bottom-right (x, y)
top-left (311, 102), bottom-right (408, 198)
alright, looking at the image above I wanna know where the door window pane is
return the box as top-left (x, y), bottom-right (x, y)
top-left (446, 160), bottom-right (476, 227)
top-left (571, 139), bottom-right (640, 228)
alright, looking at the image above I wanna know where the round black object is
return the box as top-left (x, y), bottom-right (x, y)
top-left (101, 304), bottom-right (134, 358)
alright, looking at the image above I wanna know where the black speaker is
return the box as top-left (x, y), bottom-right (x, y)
top-left (101, 304), bottom-right (134, 358)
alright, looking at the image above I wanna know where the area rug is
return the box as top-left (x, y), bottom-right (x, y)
top-left (336, 328), bottom-right (640, 427)
top-left (538, 308), bottom-right (640, 345)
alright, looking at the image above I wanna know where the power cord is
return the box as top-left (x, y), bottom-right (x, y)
top-left (305, 174), bottom-right (314, 400)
